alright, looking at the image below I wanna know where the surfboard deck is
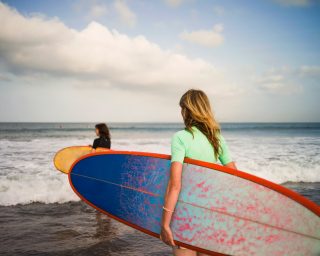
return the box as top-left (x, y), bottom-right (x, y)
top-left (69, 150), bottom-right (320, 256)
top-left (53, 146), bottom-right (110, 174)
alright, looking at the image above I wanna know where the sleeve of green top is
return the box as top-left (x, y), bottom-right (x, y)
top-left (170, 132), bottom-right (186, 163)
top-left (218, 134), bottom-right (232, 165)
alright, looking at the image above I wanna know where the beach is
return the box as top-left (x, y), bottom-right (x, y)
top-left (0, 122), bottom-right (319, 255)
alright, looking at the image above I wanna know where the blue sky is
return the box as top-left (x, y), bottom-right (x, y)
top-left (0, 0), bottom-right (319, 122)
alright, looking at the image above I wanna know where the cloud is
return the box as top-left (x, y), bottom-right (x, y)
top-left (165, 0), bottom-right (185, 8)
top-left (73, 0), bottom-right (135, 27)
top-left (252, 72), bottom-right (302, 95)
top-left (251, 65), bottom-right (320, 95)
top-left (179, 24), bottom-right (224, 47)
top-left (72, 0), bottom-right (108, 20)
top-left (88, 3), bottom-right (108, 19)
top-left (299, 65), bottom-right (320, 76)
top-left (113, 0), bottom-right (136, 27)
top-left (0, 3), bottom-right (236, 97)
top-left (273, 0), bottom-right (311, 6)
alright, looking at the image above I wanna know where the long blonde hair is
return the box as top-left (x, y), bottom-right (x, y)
top-left (179, 89), bottom-right (221, 160)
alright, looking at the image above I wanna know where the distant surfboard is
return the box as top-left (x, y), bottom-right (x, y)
top-left (53, 146), bottom-right (110, 174)
top-left (68, 150), bottom-right (320, 256)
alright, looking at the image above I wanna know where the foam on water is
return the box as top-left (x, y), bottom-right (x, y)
top-left (0, 124), bottom-right (319, 206)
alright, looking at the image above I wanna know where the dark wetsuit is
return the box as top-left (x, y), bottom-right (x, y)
top-left (92, 136), bottom-right (111, 149)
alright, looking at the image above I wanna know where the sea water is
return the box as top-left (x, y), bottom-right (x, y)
top-left (0, 122), bottom-right (319, 255)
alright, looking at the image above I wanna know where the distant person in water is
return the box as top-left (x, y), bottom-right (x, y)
top-left (91, 123), bottom-right (111, 151)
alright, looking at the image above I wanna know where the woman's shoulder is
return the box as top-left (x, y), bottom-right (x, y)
top-left (171, 128), bottom-right (193, 142)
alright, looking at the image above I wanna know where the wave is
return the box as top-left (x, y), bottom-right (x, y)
top-left (0, 134), bottom-right (319, 206)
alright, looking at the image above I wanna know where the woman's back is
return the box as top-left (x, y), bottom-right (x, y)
top-left (92, 136), bottom-right (111, 149)
top-left (170, 125), bottom-right (232, 165)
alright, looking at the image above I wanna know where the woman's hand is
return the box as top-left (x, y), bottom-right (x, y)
top-left (160, 161), bottom-right (182, 246)
top-left (160, 225), bottom-right (175, 246)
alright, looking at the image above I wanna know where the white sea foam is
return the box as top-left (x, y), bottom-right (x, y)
top-left (0, 132), bottom-right (319, 206)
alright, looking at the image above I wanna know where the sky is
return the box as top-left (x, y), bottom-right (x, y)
top-left (0, 0), bottom-right (319, 122)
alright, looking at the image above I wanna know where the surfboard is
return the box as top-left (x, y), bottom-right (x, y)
top-left (53, 146), bottom-right (110, 174)
top-left (68, 150), bottom-right (320, 256)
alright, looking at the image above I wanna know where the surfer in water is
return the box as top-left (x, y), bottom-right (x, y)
top-left (160, 89), bottom-right (237, 256)
top-left (91, 123), bottom-right (111, 151)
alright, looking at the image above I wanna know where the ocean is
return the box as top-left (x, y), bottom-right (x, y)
top-left (0, 122), bottom-right (319, 255)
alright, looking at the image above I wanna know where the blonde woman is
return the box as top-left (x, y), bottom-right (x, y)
top-left (160, 89), bottom-right (237, 256)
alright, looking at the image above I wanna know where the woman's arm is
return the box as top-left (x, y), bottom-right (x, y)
top-left (225, 161), bottom-right (237, 170)
top-left (90, 138), bottom-right (99, 152)
top-left (218, 134), bottom-right (237, 170)
top-left (160, 161), bottom-right (183, 246)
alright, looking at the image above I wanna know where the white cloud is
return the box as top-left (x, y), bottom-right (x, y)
top-left (299, 65), bottom-right (320, 76)
top-left (88, 4), bottom-right (108, 19)
top-left (0, 3), bottom-right (236, 97)
top-left (273, 0), bottom-right (311, 6)
top-left (252, 72), bottom-right (302, 95)
top-left (72, 0), bottom-right (108, 20)
top-left (113, 0), bottom-right (136, 27)
top-left (179, 24), bottom-right (224, 47)
top-left (165, 0), bottom-right (185, 8)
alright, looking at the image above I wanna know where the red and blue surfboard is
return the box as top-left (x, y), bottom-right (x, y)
top-left (68, 150), bottom-right (320, 256)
